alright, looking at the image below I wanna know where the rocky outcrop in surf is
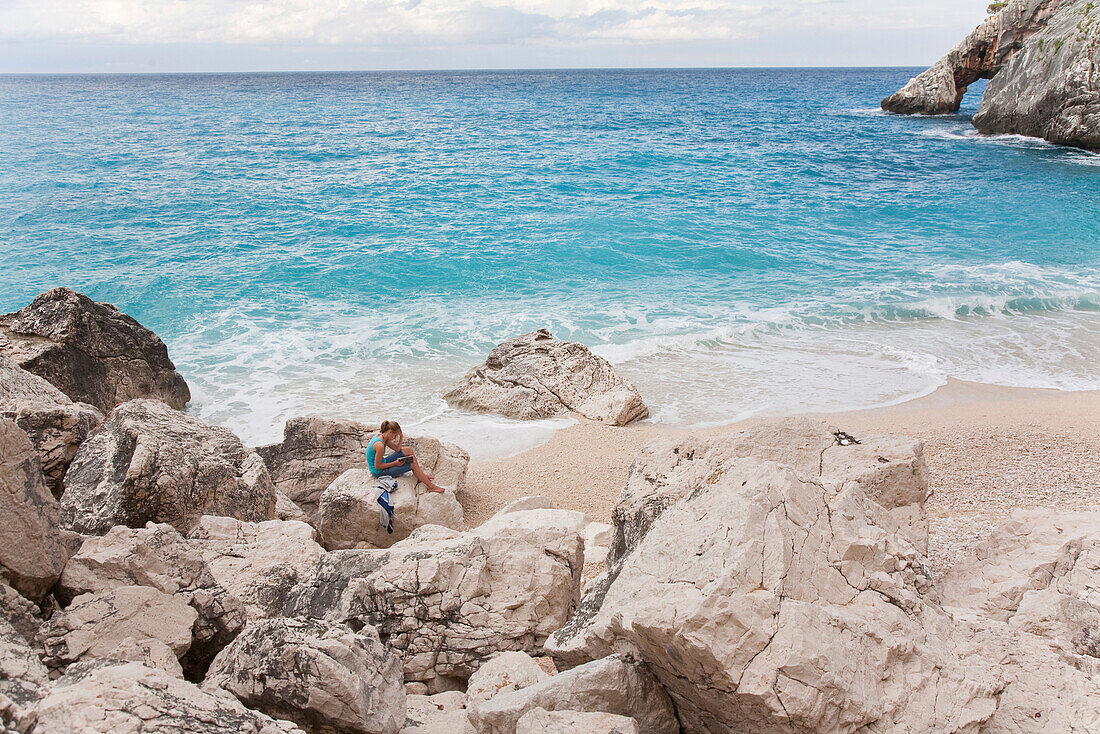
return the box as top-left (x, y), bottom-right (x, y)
top-left (444, 329), bottom-right (648, 426)
top-left (883, 0), bottom-right (1100, 150)
top-left (0, 288), bottom-right (190, 414)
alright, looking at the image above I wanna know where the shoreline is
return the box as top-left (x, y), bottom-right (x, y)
top-left (462, 378), bottom-right (1100, 571)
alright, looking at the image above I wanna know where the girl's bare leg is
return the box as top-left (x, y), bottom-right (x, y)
top-left (410, 456), bottom-right (445, 493)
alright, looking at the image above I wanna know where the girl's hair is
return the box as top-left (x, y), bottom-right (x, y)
top-left (380, 420), bottom-right (401, 434)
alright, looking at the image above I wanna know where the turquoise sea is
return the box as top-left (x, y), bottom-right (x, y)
top-left (2, 69), bottom-right (1099, 456)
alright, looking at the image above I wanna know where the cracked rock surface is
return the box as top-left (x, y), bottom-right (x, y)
top-left (286, 513), bottom-right (583, 690)
top-left (973, 0), bottom-right (1100, 150)
top-left (258, 416), bottom-right (469, 522)
top-left (319, 468), bottom-right (466, 550)
top-left (58, 522), bottom-right (247, 678)
top-left (0, 355), bottom-right (102, 497)
top-left (443, 329), bottom-right (648, 426)
top-left (36, 586), bottom-right (197, 672)
top-left (187, 516), bottom-right (326, 622)
top-left (0, 617), bottom-right (49, 709)
top-left (30, 659), bottom-right (305, 734)
top-left (60, 399), bottom-right (276, 535)
top-left (0, 288), bottom-right (190, 414)
top-left (0, 418), bottom-right (68, 603)
top-left (547, 440), bottom-right (997, 733)
top-left (205, 617), bottom-right (405, 734)
top-left (466, 653), bottom-right (676, 734)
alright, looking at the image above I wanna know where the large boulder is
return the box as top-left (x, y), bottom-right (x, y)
top-left (881, 0), bottom-right (1075, 115)
top-left (60, 399), bottom-right (276, 535)
top-left (607, 420), bottom-right (928, 565)
top-left (257, 416), bottom-right (469, 521)
top-left (57, 522), bottom-right (247, 678)
top-left (546, 446), bottom-right (996, 734)
top-left (0, 356), bottom-right (102, 497)
top-left (0, 288), bottom-right (190, 413)
top-left (286, 516), bottom-right (583, 690)
top-left (318, 468), bottom-right (466, 550)
top-left (35, 586), bottom-right (197, 672)
top-left (0, 617), bottom-right (49, 710)
top-left (205, 617), bottom-right (405, 734)
top-left (29, 659), bottom-right (305, 733)
top-left (443, 329), bottom-right (648, 426)
top-left (187, 516), bottom-right (325, 622)
top-left (973, 0), bottom-right (1100, 150)
top-left (0, 419), bottom-right (68, 602)
top-left (466, 653), bottom-right (676, 734)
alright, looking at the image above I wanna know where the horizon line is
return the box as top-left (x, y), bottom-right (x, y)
top-left (0, 64), bottom-right (930, 77)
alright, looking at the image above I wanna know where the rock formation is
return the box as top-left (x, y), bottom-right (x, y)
top-left (0, 617), bottom-right (49, 711)
top-left (0, 288), bottom-right (190, 413)
top-left (402, 691), bottom-right (476, 733)
top-left (443, 329), bottom-right (648, 426)
top-left (60, 399), bottom-right (276, 535)
top-left (466, 653), bottom-right (677, 734)
top-left (0, 418), bottom-right (68, 602)
top-left (882, 0), bottom-right (1100, 150)
top-left (36, 586), bottom-right (197, 672)
top-left (30, 659), bottom-right (305, 733)
top-left (973, 0), bottom-right (1100, 149)
top-left (0, 356), bottom-right (102, 496)
top-left (257, 416), bottom-right (469, 521)
top-left (205, 617), bottom-right (406, 734)
top-left (546, 431), bottom-right (997, 733)
top-left (57, 522), bottom-right (247, 678)
top-left (0, 583), bottom-right (43, 645)
top-left (286, 514), bottom-right (584, 690)
top-left (318, 468), bottom-right (466, 550)
top-left (186, 516), bottom-right (325, 622)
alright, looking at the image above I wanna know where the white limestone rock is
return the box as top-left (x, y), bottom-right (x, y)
top-left (30, 659), bottom-right (305, 733)
top-left (466, 654), bottom-right (676, 734)
top-left (318, 468), bottom-right (466, 550)
top-left (515, 708), bottom-right (639, 734)
top-left (206, 617), bottom-right (405, 734)
top-left (60, 399), bottom-right (276, 535)
top-left (35, 586), bottom-right (197, 672)
top-left (187, 516), bottom-right (325, 622)
top-left (443, 329), bottom-right (648, 426)
top-left (0, 418), bottom-right (68, 603)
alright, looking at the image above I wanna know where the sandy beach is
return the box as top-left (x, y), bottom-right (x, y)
top-left (463, 379), bottom-right (1100, 574)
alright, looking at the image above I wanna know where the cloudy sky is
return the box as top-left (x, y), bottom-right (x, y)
top-left (0, 0), bottom-right (989, 72)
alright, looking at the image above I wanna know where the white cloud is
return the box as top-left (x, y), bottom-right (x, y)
top-left (0, 0), bottom-right (988, 47)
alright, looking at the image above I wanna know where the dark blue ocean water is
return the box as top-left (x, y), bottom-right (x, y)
top-left (2, 69), bottom-right (1098, 454)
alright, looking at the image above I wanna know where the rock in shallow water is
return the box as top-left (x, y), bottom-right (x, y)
top-left (973, 0), bottom-right (1100, 150)
top-left (60, 399), bottom-right (276, 535)
top-left (0, 288), bottom-right (190, 414)
top-left (881, 0), bottom-right (1074, 115)
top-left (443, 329), bottom-right (648, 426)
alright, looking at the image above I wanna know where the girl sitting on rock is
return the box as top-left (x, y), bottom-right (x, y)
top-left (367, 420), bottom-right (446, 493)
